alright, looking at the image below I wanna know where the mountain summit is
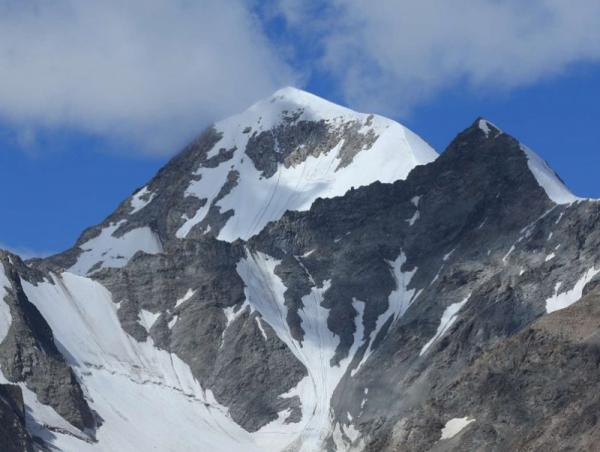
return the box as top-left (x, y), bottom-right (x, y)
top-left (46, 87), bottom-right (437, 276)
top-left (2, 88), bottom-right (600, 452)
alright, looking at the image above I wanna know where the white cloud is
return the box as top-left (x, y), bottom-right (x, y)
top-left (274, 0), bottom-right (600, 115)
top-left (3, 0), bottom-right (600, 154)
top-left (0, 0), bottom-right (295, 154)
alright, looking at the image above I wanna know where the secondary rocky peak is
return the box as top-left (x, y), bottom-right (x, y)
top-left (438, 117), bottom-right (580, 207)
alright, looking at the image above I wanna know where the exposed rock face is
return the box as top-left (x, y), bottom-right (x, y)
top-left (0, 384), bottom-right (33, 452)
top-left (1, 90), bottom-right (599, 451)
top-left (0, 253), bottom-right (95, 433)
top-left (93, 238), bottom-right (307, 431)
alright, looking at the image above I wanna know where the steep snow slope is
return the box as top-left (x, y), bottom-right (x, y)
top-left (20, 272), bottom-right (260, 452)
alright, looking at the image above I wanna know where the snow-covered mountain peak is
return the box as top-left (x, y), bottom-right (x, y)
top-left (173, 87), bottom-right (439, 241)
top-left (51, 88), bottom-right (438, 276)
top-left (256, 86), bottom-right (358, 120)
top-left (211, 85), bottom-right (436, 163)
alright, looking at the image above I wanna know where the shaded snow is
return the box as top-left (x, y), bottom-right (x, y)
top-left (0, 370), bottom-right (90, 442)
top-left (69, 222), bottom-right (162, 275)
top-left (440, 417), bottom-right (475, 440)
top-left (420, 294), bottom-right (471, 356)
top-left (521, 144), bottom-right (580, 205)
top-left (176, 87), bottom-right (437, 241)
top-left (545, 267), bottom-right (600, 313)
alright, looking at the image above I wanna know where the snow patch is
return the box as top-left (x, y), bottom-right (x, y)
top-left (502, 245), bottom-right (516, 264)
top-left (478, 119), bottom-right (501, 137)
top-left (175, 288), bottom-right (195, 308)
top-left (443, 247), bottom-right (457, 262)
top-left (139, 309), bottom-right (160, 331)
top-left (69, 222), bottom-right (162, 275)
top-left (420, 294), bottom-right (471, 356)
top-left (223, 303), bottom-right (251, 330)
top-left (545, 267), bottom-right (600, 313)
top-left (407, 196), bottom-right (421, 226)
top-left (129, 186), bottom-right (156, 214)
top-left (255, 317), bottom-right (268, 340)
top-left (440, 417), bottom-right (475, 440)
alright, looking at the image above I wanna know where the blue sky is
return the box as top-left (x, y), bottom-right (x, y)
top-left (1, 0), bottom-right (600, 256)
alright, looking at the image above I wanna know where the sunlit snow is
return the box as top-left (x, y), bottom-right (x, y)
top-left (69, 222), bottom-right (163, 275)
top-left (176, 87), bottom-right (437, 241)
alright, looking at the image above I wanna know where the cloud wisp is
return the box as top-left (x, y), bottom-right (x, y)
top-left (273, 0), bottom-right (600, 115)
top-left (2, 0), bottom-right (600, 154)
top-left (0, 0), bottom-right (295, 154)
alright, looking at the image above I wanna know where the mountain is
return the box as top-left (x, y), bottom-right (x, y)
top-left (44, 86), bottom-right (436, 276)
top-left (1, 88), bottom-right (599, 452)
